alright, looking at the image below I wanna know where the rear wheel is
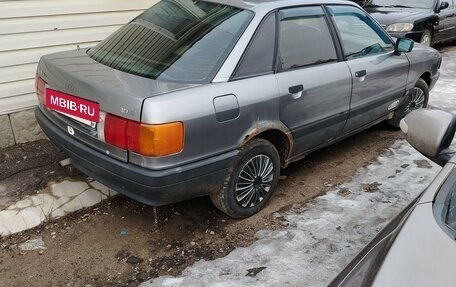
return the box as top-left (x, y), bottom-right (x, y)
top-left (388, 78), bottom-right (429, 128)
top-left (210, 138), bottom-right (280, 218)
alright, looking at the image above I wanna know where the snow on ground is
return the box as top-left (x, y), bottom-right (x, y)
top-left (429, 46), bottom-right (456, 112)
top-left (142, 46), bottom-right (456, 287)
top-left (143, 141), bottom-right (439, 287)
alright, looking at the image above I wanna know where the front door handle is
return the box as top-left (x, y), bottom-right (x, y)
top-left (289, 84), bottom-right (304, 94)
top-left (355, 70), bottom-right (367, 78)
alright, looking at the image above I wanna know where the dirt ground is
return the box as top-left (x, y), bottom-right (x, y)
top-left (0, 125), bottom-right (401, 287)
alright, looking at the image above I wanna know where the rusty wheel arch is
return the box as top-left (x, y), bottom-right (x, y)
top-left (240, 122), bottom-right (293, 168)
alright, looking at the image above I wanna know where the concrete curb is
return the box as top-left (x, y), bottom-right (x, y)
top-left (0, 179), bottom-right (116, 237)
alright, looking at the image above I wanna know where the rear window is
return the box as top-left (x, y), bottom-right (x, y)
top-left (87, 0), bottom-right (253, 83)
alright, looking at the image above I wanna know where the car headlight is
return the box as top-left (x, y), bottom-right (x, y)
top-left (386, 23), bottom-right (414, 32)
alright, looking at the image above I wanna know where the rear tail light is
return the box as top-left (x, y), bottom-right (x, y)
top-left (104, 113), bottom-right (128, 149)
top-left (128, 121), bottom-right (184, 157)
top-left (35, 74), bottom-right (46, 104)
top-left (100, 113), bottom-right (184, 157)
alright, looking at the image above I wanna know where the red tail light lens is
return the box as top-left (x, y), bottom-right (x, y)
top-left (35, 74), bottom-right (46, 104)
top-left (103, 113), bottom-right (184, 157)
top-left (104, 114), bottom-right (128, 149)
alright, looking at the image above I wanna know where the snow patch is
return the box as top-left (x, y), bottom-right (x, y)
top-left (142, 141), bottom-right (440, 287)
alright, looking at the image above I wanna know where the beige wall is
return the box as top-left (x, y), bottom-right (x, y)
top-left (0, 0), bottom-right (158, 148)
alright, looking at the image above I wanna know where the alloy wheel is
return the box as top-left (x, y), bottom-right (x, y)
top-left (235, 154), bottom-right (274, 208)
top-left (404, 87), bottom-right (426, 115)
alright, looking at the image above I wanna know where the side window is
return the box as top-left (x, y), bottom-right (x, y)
top-left (233, 13), bottom-right (276, 80)
top-left (327, 5), bottom-right (394, 60)
top-left (278, 6), bottom-right (338, 71)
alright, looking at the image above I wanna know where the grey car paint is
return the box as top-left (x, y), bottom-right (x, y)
top-left (330, 109), bottom-right (456, 286)
top-left (276, 63), bottom-right (352, 155)
top-left (342, 51), bottom-right (409, 132)
top-left (37, 50), bottom-right (197, 122)
top-left (371, 160), bottom-right (456, 287)
top-left (35, 0), bottom-right (442, 209)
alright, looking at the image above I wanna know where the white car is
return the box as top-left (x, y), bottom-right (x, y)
top-left (331, 109), bottom-right (456, 287)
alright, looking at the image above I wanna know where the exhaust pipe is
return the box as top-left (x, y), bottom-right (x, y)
top-left (58, 158), bottom-right (71, 168)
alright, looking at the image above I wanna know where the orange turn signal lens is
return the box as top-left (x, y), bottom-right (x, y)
top-left (128, 122), bottom-right (184, 157)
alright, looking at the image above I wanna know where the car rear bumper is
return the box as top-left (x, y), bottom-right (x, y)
top-left (35, 107), bottom-right (236, 206)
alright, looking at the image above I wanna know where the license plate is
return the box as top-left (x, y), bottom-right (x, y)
top-left (45, 88), bottom-right (99, 124)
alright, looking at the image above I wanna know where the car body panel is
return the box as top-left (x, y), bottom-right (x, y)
top-left (366, 7), bottom-right (438, 27)
top-left (37, 49), bottom-right (197, 122)
top-left (276, 62), bottom-right (352, 155)
top-left (404, 43), bottom-right (441, 90)
top-left (343, 51), bottom-right (409, 132)
top-left (140, 74), bottom-right (281, 170)
top-left (372, 201), bottom-right (456, 287)
top-left (331, 154), bottom-right (456, 287)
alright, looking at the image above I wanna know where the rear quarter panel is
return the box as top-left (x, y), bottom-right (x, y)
top-left (140, 74), bottom-right (284, 170)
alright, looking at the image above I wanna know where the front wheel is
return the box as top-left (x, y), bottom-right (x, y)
top-left (210, 138), bottom-right (280, 218)
top-left (420, 29), bottom-right (433, 46)
top-left (388, 78), bottom-right (429, 128)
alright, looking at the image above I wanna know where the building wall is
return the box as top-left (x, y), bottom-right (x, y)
top-left (0, 0), bottom-right (158, 148)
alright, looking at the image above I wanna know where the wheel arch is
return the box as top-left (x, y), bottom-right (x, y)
top-left (240, 122), bottom-right (293, 168)
top-left (419, 72), bottom-right (432, 88)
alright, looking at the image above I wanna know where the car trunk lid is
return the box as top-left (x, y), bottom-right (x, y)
top-left (37, 48), bottom-right (197, 122)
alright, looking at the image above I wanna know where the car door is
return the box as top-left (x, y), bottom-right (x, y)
top-left (275, 6), bottom-right (352, 156)
top-left (440, 0), bottom-right (456, 40)
top-left (327, 5), bottom-right (409, 133)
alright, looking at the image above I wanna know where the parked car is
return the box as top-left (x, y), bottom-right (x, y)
top-left (364, 0), bottom-right (456, 46)
top-left (35, 0), bottom-right (441, 218)
top-left (330, 109), bottom-right (456, 287)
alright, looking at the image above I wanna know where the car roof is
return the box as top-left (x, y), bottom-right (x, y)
top-left (203, 0), bottom-right (359, 12)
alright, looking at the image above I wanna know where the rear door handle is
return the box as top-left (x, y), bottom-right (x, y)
top-left (289, 84), bottom-right (304, 99)
top-left (355, 70), bottom-right (367, 78)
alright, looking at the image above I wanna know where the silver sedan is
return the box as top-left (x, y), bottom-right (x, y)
top-left (35, 0), bottom-right (442, 218)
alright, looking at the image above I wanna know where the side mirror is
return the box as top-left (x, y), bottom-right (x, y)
top-left (438, 1), bottom-right (449, 12)
top-left (394, 38), bottom-right (414, 55)
top-left (400, 109), bottom-right (456, 166)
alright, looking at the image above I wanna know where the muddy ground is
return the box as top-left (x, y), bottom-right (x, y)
top-left (0, 125), bottom-right (401, 287)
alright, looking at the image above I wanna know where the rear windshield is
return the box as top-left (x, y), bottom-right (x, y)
top-left (88, 0), bottom-right (253, 83)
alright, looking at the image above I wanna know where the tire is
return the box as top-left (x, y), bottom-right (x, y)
top-left (210, 138), bottom-right (280, 218)
top-left (420, 29), bottom-right (433, 46)
top-left (388, 78), bottom-right (429, 128)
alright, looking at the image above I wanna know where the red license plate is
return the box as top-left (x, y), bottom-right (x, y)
top-left (45, 88), bottom-right (99, 123)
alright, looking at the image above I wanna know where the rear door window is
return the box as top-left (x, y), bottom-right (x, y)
top-left (278, 6), bottom-right (338, 71)
top-left (87, 0), bottom-right (253, 83)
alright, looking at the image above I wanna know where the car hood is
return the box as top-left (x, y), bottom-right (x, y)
top-left (37, 49), bottom-right (198, 121)
top-left (365, 7), bottom-right (431, 26)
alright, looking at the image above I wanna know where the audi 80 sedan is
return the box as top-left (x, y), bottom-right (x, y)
top-left (35, 0), bottom-right (441, 218)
